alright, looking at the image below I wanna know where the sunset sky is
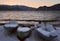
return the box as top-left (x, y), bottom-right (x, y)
top-left (0, 0), bottom-right (60, 8)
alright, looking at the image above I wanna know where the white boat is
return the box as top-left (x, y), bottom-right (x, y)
top-left (35, 22), bottom-right (57, 40)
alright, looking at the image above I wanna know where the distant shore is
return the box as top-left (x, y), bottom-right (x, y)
top-left (0, 4), bottom-right (60, 11)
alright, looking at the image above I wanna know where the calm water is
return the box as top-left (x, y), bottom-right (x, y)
top-left (0, 11), bottom-right (60, 20)
top-left (0, 11), bottom-right (60, 23)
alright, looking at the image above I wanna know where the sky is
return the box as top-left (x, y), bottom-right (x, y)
top-left (0, 0), bottom-right (60, 8)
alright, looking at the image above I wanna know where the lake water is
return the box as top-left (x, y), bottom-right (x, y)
top-left (0, 11), bottom-right (60, 23)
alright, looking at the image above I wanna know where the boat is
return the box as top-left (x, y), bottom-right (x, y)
top-left (4, 21), bottom-right (18, 33)
top-left (17, 26), bottom-right (31, 41)
top-left (35, 22), bottom-right (57, 40)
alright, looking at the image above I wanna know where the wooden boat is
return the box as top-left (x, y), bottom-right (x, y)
top-left (17, 27), bottom-right (31, 41)
top-left (4, 21), bottom-right (18, 33)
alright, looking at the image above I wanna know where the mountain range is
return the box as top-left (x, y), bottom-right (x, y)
top-left (0, 5), bottom-right (36, 11)
top-left (0, 4), bottom-right (60, 11)
top-left (37, 4), bottom-right (60, 11)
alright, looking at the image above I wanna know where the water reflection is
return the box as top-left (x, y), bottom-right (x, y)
top-left (0, 11), bottom-right (60, 22)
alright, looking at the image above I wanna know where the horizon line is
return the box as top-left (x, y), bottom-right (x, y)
top-left (0, 3), bottom-right (60, 8)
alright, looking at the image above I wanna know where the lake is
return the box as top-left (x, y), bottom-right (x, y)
top-left (0, 11), bottom-right (60, 23)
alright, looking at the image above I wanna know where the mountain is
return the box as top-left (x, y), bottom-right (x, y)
top-left (0, 4), bottom-right (60, 11)
top-left (0, 5), bottom-right (36, 11)
top-left (36, 4), bottom-right (60, 11)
